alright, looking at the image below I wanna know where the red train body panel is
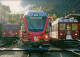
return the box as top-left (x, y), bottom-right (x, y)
top-left (21, 11), bottom-right (50, 47)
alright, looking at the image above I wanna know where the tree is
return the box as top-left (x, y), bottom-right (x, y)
top-left (8, 13), bottom-right (24, 24)
top-left (50, 13), bottom-right (57, 23)
top-left (53, 13), bottom-right (56, 19)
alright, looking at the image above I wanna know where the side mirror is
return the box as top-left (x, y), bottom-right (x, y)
top-left (21, 17), bottom-right (23, 20)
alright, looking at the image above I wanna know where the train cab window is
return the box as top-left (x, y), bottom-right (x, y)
top-left (59, 24), bottom-right (65, 30)
top-left (11, 26), bottom-right (18, 30)
top-left (67, 24), bottom-right (71, 30)
top-left (45, 21), bottom-right (49, 33)
top-left (3, 25), bottom-right (10, 30)
top-left (72, 24), bottom-right (78, 30)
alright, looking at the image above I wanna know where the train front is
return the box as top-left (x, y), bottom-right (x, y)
top-left (22, 11), bottom-right (50, 47)
top-left (58, 19), bottom-right (79, 47)
top-left (2, 24), bottom-right (21, 38)
top-left (1, 24), bottom-right (21, 44)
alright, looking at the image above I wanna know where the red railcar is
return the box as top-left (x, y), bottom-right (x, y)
top-left (21, 11), bottom-right (50, 47)
top-left (50, 18), bottom-right (79, 47)
top-left (2, 23), bottom-right (22, 38)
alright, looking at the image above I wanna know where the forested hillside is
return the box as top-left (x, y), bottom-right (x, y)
top-left (21, 0), bottom-right (80, 17)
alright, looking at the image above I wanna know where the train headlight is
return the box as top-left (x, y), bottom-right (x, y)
top-left (24, 36), bottom-right (27, 38)
top-left (4, 33), bottom-right (5, 34)
top-left (60, 33), bottom-right (62, 35)
top-left (16, 33), bottom-right (17, 34)
top-left (44, 35), bottom-right (48, 38)
top-left (75, 33), bottom-right (77, 35)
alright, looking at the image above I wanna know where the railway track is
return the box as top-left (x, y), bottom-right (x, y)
top-left (0, 45), bottom-right (80, 57)
top-left (0, 38), bottom-right (22, 48)
top-left (24, 52), bottom-right (45, 57)
top-left (0, 49), bottom-right (79, 57)
top-left (0, 40), bottom-right (80, 57)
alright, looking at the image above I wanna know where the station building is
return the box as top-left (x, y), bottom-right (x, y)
top-left (0, 2), bottom-right (10, 24)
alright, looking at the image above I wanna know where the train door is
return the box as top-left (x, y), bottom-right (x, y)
top-left (66, 23), bottom-right (72, 39)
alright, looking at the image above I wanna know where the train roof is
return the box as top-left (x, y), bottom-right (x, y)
top-left (59, 19), bottom-right (78, 22)
top-left (24, 11), bottom-right (47, 16)
top-left (52, 18), bottom-right (78, 25)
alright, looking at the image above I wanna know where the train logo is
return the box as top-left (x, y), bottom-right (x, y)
top-left (9, 31), bottom-right (12, 34)
top-left (34, 36), bottom-right (38, 41)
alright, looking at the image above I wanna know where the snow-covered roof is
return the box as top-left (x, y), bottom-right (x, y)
top-left (59, 19), bottom-right (78, 22)
top-left (52, 18), bottom-right (78, 26)
top-left (24, 11), bottom-right (47, 16)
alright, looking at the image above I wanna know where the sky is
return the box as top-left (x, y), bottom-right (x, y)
top-left (1, 0), bottom-right (23, 13)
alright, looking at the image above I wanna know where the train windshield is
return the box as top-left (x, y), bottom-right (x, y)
top-left (11, 26), bottom-right (18, 30)
top-left (25, 16), bottom-right (46, 32)
top-left (3, 25), bottom-right (10, 30)
top-left (67, 24), bottom-right (71, 30)
top-left (59, 23), bottom-right (65, 30)
top-left (72, 24), bottom-right (78, 30)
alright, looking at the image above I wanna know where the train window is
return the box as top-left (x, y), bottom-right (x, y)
top-left (54, 25), bottom-right (56, 31)
top-left (72, 24), bottom-right (78, 30)
top-left (56, 24), bottom-right (58, 31)
top-left (46, 21), bottom-right (49, 33)
top-left (11, 26), bottom-right (18, 30)
top-left (3, 25), bottom-right (10, 30)
top-left (25, 16), bottom-right (46, 32)
top-left (53, 24), bottom-right (58, 31)
top-left (52, 25), bottom-right (54, 31)
top-left (59, 24), bottom-right (65, 30)
top-left (67, 24), bottom-right (71, 30)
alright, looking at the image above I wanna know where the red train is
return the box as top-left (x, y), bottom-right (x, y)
top-left (21, 11), bottom-right (50, 47)
top-left (50, 18), bottom-right (79, 47)
top-left (2, 23), bottom-right (22, 38)
top-left (0, 23), bottom-right (22, 46)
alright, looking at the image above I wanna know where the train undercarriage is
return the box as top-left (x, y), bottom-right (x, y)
top-left (0, 37), bottom-right (20, 46)
top-left (49, 38), bottom-right (79, 48)
top-left (22, 40), bottom-right (50, 48)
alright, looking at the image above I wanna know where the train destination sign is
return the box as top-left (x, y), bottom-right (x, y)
top-left (30, 17), bottom-right (42, 19)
